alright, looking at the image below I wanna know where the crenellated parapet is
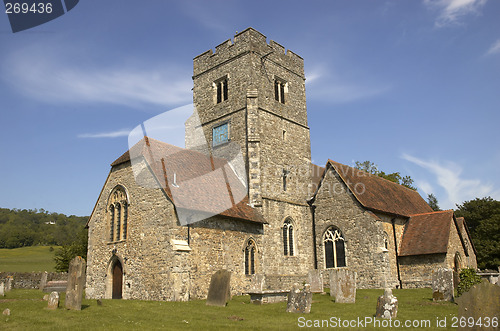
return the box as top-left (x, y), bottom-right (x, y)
top-left (193, 27), bottom-right (304, 78)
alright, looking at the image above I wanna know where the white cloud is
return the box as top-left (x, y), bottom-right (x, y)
top-left (78, 129), bottom-right (131, 138)
top-left (2, 44), bottom-right (192, 108)
top-left (402, 153), bottom-right (499, 209)
top-left (424, 0), bottom-right (488, 27)
top-left (485, 39), bottom-right (500, 56)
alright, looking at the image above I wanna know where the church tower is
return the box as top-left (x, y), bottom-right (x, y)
top-left (191, 28), bottom-right (314, 277)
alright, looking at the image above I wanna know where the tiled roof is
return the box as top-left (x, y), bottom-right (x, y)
top-left (327, 160), bottom-right (433, 217)
top-left (399, 210), bottom-right (453, 256)
top-left (111, 137), bottom-right (265, 224)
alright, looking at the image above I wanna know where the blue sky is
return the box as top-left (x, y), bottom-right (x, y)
top-left (0, 0), bottom-right (499, 216)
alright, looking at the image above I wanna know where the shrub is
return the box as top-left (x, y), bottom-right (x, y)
top-left (456, 268), bottom-right (482, 297)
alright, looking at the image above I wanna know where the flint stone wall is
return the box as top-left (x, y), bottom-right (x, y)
top-left (0, 272), bottom-right (67, 289)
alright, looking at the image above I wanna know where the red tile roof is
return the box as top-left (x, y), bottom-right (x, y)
top-left (111, 137), bottom-right (265, 224)
top-left (399, 210), bottom-right (454, 256)
top-left (327, 160), bottom-right (433, 217)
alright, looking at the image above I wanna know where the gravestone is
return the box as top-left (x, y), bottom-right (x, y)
top-left (308, 270), bottom-right (324, 293)
top-left (329, 269), bottom-right (356, 303)
top-left (456, 280), bottom-right (500, 331)
top-left (286, 284), bottom-right (312, 313)
top-left (432, 268), bottom-right (454, 302)
top-left (376, 288), bottom-right (398, 319)
top-left (5, 276), bottom-right (13, 292)
top-left (250, 274), bottom-right (265, 291)
top-left (0, 282), bottom-right (4, 297)
top-left (65, 256), bottom-right (86, 310)
top-left (47, 291), bottom-right (59, 309)
top-left (40, 272), bottom-right (48, 291)
top-left (206, 269), bottom-right (231, 307)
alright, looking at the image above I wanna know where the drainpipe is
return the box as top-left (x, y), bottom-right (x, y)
top-left (391, 218), bottom-right (403, 289)
top-left (308, 201), bottom-right (318, 269)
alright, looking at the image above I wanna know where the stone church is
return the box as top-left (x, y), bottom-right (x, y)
top-left (85, 28), bottom-right (477, 301)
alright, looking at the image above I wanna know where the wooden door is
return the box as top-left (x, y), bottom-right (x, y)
top-left (112, 261), bottom-right (123, 299)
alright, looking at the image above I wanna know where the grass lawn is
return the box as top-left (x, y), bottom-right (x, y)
top-left (1, 288), bottom-right (459, 330)
top-left (0, 246), bottom-right (59, 272)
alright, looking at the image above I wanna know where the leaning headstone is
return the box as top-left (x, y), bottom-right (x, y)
top-left (65, 256), bottom-right (86, 310)
top-left (286, 284), bottom-right (312, 313)
top-left (376, 288), bottom-right (398, 319)
top-left (206, 269), bottom-right (231, 307)
top-left (250, 274), bottom-right (265, 291)
top-left (432, 268), bottom-right (454, 302)
top-left (308, 270), bottom-right (324, 293)
top-left (456, 280), bottom-right (500, 331)
top-left (2, 308), bottom-right (10, 316)
top-left (47, 291), bottom-right (59, 310)
top-left (329, 269), bottom-right (356, 303)
top-left (5, 276), bottom-right (13, 292)
top-left (0, 282), bottom-right (4, 297)
top-left (40, 271), bottom-right (48, 291)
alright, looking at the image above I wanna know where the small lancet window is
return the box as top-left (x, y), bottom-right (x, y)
top-left (245, 239), bottom-right (256, 275)
top-left (283, 219), bottom-right (294, 256)
top-left (282, 169), bottom-right (290, 191)
top-left (274, 79), bottom-right (286, 104)
top-left (216, 78), bottom-right (228, 104)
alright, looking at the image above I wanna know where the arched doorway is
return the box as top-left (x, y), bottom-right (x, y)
top-left (112, 260), bottom-right (123, 299)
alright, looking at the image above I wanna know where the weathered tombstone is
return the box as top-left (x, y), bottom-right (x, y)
top-left (286, 284), bottom-right (312, 313)
top-left (456, 280), bottom-right (500, 331)
top-left (376, 288), bottom-right (398, 319)
top-left (47, 291), bottom-right (59, 310)
top-left (432, 268), bottom-right (454, 302)
top-left (5, 276), bottom-right (13, 292)
top-left (206, 269), bottom-right (231, 307)
top-left (65, 256), bottom-right (86, 310)
top-left (43, 294), bottom-right (49, 301)
top-left (2, 308), bottom-right (10, 316)
top-left (0, 282), bottom-right (4, 297)
top-left (308, 270), bottom-right (324, 293)
top-left (250, 274), bottom-right (265, 292)
top-left (329, 269), bottom-right (356, 303)
top-left (40, 271), bottom-right (48, 291)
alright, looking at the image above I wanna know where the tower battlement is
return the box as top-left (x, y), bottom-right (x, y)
top-left (193, 27), bottom-right (304, 78)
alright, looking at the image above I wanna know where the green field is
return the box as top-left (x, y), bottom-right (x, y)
top-left (0, 288), bottom-right (460, 330)
top-left (0, 246), bottom-right (59, 272)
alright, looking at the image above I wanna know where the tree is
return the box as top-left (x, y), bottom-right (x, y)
top-left (455, 197), bottom-right (500, 270)
top-left (54, 226), bottom-right (88, 272)
top-left (427, 193), bottom-right (441, 211)
top-left (354, 160), bottom-right (417, 191)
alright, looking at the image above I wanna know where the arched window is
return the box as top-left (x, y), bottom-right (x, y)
top-left (245, 239), bottom-right (256, 275)
top-left (324, 227), bottom-right (346, 269)
top-left (283, 218), bottom-right (294, 256)
top-left (108, 186), bottom-right (129, 242)
top-left (383, 232), bottom-right (389, 250)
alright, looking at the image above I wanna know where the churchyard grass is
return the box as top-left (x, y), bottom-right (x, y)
top-left (1, 288), bottom-right (459, 330)
top-left (0, 246), bottom-right (59, 272)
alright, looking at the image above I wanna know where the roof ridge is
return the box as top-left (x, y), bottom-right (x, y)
top-left (409, 209), bottom-right (453, 217)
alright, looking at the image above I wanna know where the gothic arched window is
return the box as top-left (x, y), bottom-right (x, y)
top-left (283, 218), bottom-right (294, 256)
top-left (108, 186), bottom-right (129, 242)
top-left (324, 227), bottom-right (346, 269)
top-left (245, 239), bottom-right (256, 275)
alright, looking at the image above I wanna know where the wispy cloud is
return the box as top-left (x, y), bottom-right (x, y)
top-left (402, 153), bottom-right (499, 208)
top-left (78, 129), bottom-right (131, 139)
top-left (2, 44), bottom-right (192, 108)
top-left (485, 39), bottom-right (500, 56)
top-left (423, 0), bottom-right (488, 27)
top-left (305, 65), bottom-right (390, 103)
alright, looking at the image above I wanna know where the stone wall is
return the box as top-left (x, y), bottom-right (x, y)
top-left (312, 166), bottom-right (390, 288)
top-left (398, 254), bottom-right (447, 288)
top-left (0, 272), bottom-right (67, 289)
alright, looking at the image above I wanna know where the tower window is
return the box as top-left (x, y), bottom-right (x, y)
top-left (245, 239), bottom-right (256, 275)
top-left (324, 227), bottom-right (346, 268)
top-left (282, 169), bottom-right (289, 191)
top-left (283, 218), bottom-right (294, 256)
top-left (212, 122), bottom-right (229, 146)
top-left (274, 79), bottom-right (286, 104)
top-left (215, 77), bottom-right (228, 104)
